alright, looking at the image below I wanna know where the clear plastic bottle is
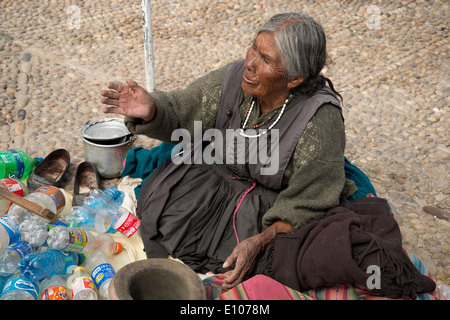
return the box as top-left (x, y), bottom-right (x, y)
top-left (67, 266), bottom-right (97, 300)
top-left (0, 178), bottom-right (29, 216)
top-left (0, 241), bottom-right (33, 276)
top-left (438, 284), bottom-right (450, 300)
top-left (65, 205), bottom-right (114, 234)
top-left (103, 185), bottom-right (125, 205)
top-left (85, 250), bottom-right (116, 300)
top-left (0, 149), bottom-right (42, 182)
top-left (19, 221), bottom-right (67, 247)
top-left (84, 189), bottom-right (140, 238)
top-left (0, 216), bottom-right (21, 251)
top-left (40, 274), bottom-right (69, 300)
top-left (0, 274), bottom-right (40, 300)
top-left (0, 275), bottom-right (8, 293)
top-left (46, 225), bottom-right (122, 256)
top-left (7, 186), bottom-right (71, 234)
top-left (16, 249), bottom-right (84, 282)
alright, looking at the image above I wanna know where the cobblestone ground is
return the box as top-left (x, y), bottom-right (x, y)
top-left (0, 0), bottom-right (448, 289)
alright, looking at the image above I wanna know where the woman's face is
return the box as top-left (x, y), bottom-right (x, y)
top-left (242, 32), bottom-right (290, 106)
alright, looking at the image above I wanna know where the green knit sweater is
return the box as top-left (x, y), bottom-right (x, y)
top-left (125, 65), bottom-right (357, 229)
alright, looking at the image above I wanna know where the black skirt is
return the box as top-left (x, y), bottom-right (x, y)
top-left (136, 159), bottom-right (279, 273)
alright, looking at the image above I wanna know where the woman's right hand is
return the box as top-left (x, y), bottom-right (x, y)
top-left (101, 79), bottom-right (155, 122)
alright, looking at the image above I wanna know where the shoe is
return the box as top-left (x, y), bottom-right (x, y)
top-left (27, 149), bottom-right (71, 191)
top-left (72, 162), bottom-right (101, 206)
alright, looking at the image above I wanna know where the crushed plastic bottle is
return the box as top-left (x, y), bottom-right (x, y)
top-left (7, 186), bottom-right (71, 234)
top-left (103, 185), bottom-right (125, 205)
top-left (46, 225), bottom-right (122, 256)
top-left (0, 149), bottom-right (42, 182)
top-left (65, 205), bottom-right (114, 234)
top-left (19, 221), bottom-right (67, 247)
top-left (84, 189), bottom-right (140, 238)
top-left (0, 178), bottom-right (29, 216)
top-left (0, 241), bottom-right (33, 276)
top-left (17, 249), bottom-right (84, 282)
top-left (85, 250), bottom-right (116, 300)
top-left (0, 274), bottom-right (40, 300)
top-left (67, 266), bottom-right (97, 300)
top-left (0, 216), bottom-right (21, 251)
top-left (40, 274), bottom-right (69, 300)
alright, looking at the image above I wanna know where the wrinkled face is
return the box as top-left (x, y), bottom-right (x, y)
top-left (241, 32), bottom-right (289, 102)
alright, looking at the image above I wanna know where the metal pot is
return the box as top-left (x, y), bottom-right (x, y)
top-left (80, 118), bottom-right (137, 179)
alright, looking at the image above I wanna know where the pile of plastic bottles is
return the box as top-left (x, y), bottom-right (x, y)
top-left (0, 149), bottom-right (141, 300)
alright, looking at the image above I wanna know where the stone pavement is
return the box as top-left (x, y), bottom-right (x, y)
top-left (0, 0), bottom-right (448, 289)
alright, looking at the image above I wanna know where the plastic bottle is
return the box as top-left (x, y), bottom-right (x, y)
top-left (40, 275), bottom-right (69, 300)
top-left (438, 284), bottom-right (450, 300)
top-left (103, 185), bottom-right (125, 205)
top-left (17, 249), bottom-right (84, 282)
top-left (65, 205), bottom-right (114, 234)
top-left (0, 274), bottom-right (40, 300)
top-left (19, 221), bottom-right (67, 247)
top-left (67, 266), bottom-right (97, 300)
top-left (7, 186), bottom-right (71, 233)
top-left (0, 178), bottom-right (29, 216)
top-left (0, 216), bottom-right (21, 251)
top-left (46, 225), bottom-right (122, 256)
top-left (84, 189), bottom-right (140, 238)
top-left (85, 250), bottom-right (116, 300)
top-left (0, 149), bottom-right (42, 182)
top-left (0, 275), bottom-right (8, 293)
top-left (0, 241), bottom-right (33, 276)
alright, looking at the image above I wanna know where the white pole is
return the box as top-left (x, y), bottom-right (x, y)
top-left (141, 0), bottom-right (155, 92)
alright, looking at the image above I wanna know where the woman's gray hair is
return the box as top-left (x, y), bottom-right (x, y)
top-left (256, 13), bottom-right (327, 80)
top-left (255, 13), bottom-right (341, 99)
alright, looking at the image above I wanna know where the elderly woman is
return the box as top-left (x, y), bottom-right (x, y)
top-left (101, 13), bottom-right (357, 289)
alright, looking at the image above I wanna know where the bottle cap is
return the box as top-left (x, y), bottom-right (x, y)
top-left (77, 253), bottom-right (85, 265)
top-left (114, 242), bottom-right (123, 254)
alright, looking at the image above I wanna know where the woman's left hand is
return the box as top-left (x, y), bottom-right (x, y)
top-left (221, 234), bottom-right (264, 290)
top-left (220, 220), bottom-right (294, 290)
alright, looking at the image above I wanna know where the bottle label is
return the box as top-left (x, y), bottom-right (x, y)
top-left (7, 241), bottom-right (33, 258)
top-left (70, 276), bottom-right (96, 299)
top-left (64, 228), bottom-right (88, 253)
top-left (1, 277), bottom-right (39, 300)
top-left (34, 186), bottom-right (65, 214)
top-left (91, 263), bottom-right (115, 289)
top-left (0, 178), bottom-right (26, 197)
top-left (0, 150), bottom-right (25, 180)
top-left (42, 285), bottom-right (68, 300)
top-left (0, 216), bottom-right (21, 244)
top-left (115, 212), bottom-right (140, 238)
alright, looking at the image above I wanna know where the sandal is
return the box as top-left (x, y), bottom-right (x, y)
top-left (27, 149), bottom-right (70, 191)
top-left (72, 161), bottom-right (101, 206)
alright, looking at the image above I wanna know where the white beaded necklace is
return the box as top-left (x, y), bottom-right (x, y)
top-left (239, 95), bottom-right (292, 138)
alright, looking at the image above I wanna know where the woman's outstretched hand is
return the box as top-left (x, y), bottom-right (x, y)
top-left (101, 79), bottom-right (155, 122)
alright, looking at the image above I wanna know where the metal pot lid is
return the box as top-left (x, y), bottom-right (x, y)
top-left (80, 118), bottom-right (131, 141)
